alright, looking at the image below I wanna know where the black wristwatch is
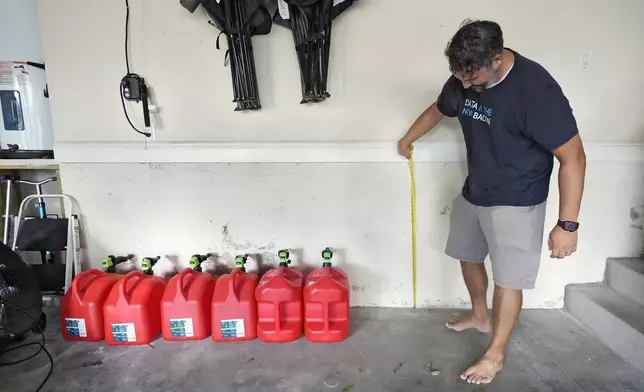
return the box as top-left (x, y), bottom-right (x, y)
top-left (557, 220), bottom-right (580, 232)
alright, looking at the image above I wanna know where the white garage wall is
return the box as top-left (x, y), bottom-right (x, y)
top-left (0, 0), bottom-right (43, 61)
top-left (58, 161), bottom-right (644, 308)
top-left (38, 0), bottom-right (644, 142)
top-left (35, 0), bottom-right (644, 308)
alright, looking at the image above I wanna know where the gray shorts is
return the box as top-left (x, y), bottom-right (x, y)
top-left (445, 194), bottom-right (547, 290)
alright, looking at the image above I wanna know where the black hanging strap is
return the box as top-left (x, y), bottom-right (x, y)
top-left (216, 31), bottom-right (231, 67)
top-left (216, 31), bottom-right (225, 50)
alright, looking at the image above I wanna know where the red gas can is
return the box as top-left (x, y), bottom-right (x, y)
top-left (103, 271), bottom-right (166, 346)
top-left (60, 269), bottom-right (121, 341)
top-left (161, 268), bottom-right (215, 341)
top-left (303, 248), bottom-right (350, 342)
top-left (212, 255), bottom-right (258, 342)
top-left (256, 250), bottom-right (304, 342)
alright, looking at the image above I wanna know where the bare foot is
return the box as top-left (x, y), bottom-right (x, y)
top-left (460, 354), bottom-right (504, 384)
top-left (445, 314), bottom-right (491, 333)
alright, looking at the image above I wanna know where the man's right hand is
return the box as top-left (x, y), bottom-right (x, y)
top-left (398, 102), bottom-right (444, 160)
top-left (398, 137), bottom-right (411, 160)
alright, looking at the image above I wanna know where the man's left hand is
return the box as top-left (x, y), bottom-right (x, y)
top-left (548, 225), bottom-right (578, 259)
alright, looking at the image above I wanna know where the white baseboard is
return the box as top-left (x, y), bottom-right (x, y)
top-left (53, 141), bottom-right (644, 164)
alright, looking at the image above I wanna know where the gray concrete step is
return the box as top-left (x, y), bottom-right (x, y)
top-left (605, 258), bottom-right (644, 307)
top-left (565, 283), bottom-right (644, 373)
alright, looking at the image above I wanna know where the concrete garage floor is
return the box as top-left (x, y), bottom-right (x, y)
top-left (1, 308), bottom-right (643, 392)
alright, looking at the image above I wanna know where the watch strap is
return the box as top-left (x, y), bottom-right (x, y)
top-left (557, 220), bottom-right (579, 232)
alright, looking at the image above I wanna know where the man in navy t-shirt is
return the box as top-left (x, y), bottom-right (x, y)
top-left (398, 20), bottom-right (586, 385)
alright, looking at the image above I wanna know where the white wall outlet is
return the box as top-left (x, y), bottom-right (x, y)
top-left (581, 51), bottom-right (593, 69)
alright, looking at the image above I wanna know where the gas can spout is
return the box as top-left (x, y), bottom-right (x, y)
top-left (278, 249), bottom-right (291, 267)
top-left (189, 253), bottom-right (212, 272)
top-left (101, 254), bottom-right (135, 273)
top-left (321, 247), bottom-right (333, 267)
top-left (141, 256), bottom-right (160, 275)
top-left (235, 254), bottom-right (249, 272)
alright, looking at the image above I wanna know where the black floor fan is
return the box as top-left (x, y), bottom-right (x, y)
top-left (0, 241), bottom-right (45, 354)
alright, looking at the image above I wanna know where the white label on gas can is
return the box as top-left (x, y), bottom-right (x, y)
top-left (221, 319), bottom-right (245, 339)
top-left (65, 318), bottom-right (87, 338)
top-left (170, 318), bottom-right (194, 338)
top-left (111, 323), bottom-right (136, 342)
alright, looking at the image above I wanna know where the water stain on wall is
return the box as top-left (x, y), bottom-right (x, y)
top-left (219, 223), bottom-right (277, 275)
top-left (221, 223), bottom-right (274, 253)
top-left (629, 207), bottom-right (643, 231)
top-left (630, 207), bottom-right (641, 222)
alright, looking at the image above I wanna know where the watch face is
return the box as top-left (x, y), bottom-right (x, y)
top-left (564, 222), bottom-right (578, 231)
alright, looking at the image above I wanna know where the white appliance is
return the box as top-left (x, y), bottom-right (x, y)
top-left (0, 61), bottom-right (53, 157)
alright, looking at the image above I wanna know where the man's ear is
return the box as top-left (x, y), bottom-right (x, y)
top-left (492, 54), bottom-right (503, 70)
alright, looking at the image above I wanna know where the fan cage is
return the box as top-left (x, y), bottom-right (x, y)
top-left (0, 242), bottom-right (42, 337)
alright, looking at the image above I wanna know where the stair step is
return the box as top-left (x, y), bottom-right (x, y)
top-left (565, 283), bottom-right (644, 373)
top-left (605, 258), bottom-right (644, 307)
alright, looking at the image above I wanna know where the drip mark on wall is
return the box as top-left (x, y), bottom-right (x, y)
top-left (630, 207), bottom-right (641, 222)
top-left (219, 223), bottom-right (277, 274)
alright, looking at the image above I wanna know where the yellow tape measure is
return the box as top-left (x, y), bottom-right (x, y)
top-left (408, 145), bottom-right (417, 308)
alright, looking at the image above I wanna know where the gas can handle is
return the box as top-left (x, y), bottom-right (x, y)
top-left (274, 300), bottom-right (281, 333)
top-left (176, 268), bottom-right (196, 300)
top-left (118, 271), bottom-right (145, 304)
top-left (228, 269), bottom-right (241, 301)
top-left (71, 269), bottom-right (104, 304)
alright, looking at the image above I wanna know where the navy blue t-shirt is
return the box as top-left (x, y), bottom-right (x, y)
top-left (437, 49), bottom-right (578, 207)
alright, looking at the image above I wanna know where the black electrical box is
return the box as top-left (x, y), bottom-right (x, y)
top-left (121, 74), bottom-right (144, 101)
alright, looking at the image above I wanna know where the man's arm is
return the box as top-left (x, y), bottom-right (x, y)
top-left (549, 134), bottom-right (586, 259)
top-left (398, 102), bottom-right (444, 159)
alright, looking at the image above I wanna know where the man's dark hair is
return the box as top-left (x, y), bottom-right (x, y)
top-left (445, 20), bottom-right (504, 74)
